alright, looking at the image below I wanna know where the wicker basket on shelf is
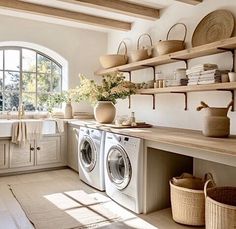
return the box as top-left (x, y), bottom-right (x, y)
top-left (99, 41), bottom-right (128, 69)
top-left (170, 173), bottom-right (213, 226)
top-left (156, 23), bottom-right (187, 55)
top-left (205, 179), bottom-right (236, 229)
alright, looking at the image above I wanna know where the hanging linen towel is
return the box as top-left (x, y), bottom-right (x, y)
top-left (26, 120), bottom-right (43, 142)
top-left (11, 120), bottom-right (43, 145)
top-left (55, 119), bottom-right (65, 133)
top-left (12, 121), bottom-right (27, 145)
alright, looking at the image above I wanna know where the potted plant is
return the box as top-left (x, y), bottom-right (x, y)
top-left (76, 72), bottom-right (136, 123)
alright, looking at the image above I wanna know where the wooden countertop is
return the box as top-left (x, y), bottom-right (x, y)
top-left (69, 120), bottom-right (236, 157)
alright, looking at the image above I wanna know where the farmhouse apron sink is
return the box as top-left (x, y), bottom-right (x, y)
top-left (0, 119), bottom-right (57, 137)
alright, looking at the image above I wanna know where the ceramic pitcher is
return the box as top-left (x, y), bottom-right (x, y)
top-left (197, 101), bottom-right (233, 137)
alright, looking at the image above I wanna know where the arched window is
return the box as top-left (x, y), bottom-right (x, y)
top-left (0, 47), bottom-right (62, 111)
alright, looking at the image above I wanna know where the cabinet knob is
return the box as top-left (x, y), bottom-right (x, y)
top-left (37, 147), bottom-right (41, 150)
top-left (30, 147), bottom-right (34, 151)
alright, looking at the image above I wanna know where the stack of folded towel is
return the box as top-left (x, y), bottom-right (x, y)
top-left (187, 64), bottom-right (221, 85)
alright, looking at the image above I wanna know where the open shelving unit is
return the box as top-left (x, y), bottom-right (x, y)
top-left (95, 37), bottom-right (236, 110)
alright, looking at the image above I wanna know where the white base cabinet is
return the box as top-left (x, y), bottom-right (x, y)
top-left (0, 134), bottom-right (66, 175)
top-left (10, 142), bottom-right (35, 168)
top-left (36, 136), bottom-right (61, 165)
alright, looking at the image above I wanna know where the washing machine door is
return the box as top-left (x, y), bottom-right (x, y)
top-left (106, 145), bottom-right (132, 190)
top-left (79, 136), bottom-right (97, 172)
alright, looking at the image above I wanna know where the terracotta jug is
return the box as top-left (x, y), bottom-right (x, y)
top-left (197, 101), bottom-right (233, 137)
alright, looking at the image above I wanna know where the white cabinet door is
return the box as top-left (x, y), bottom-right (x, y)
top-left (67, 126), bottom-right (79, 171)
top-left (0, 141), bottom-right (9, 169)
top-left (36, 136), bottom-right (61, 165)
top-left (10, 142), bottom-right (35, 168)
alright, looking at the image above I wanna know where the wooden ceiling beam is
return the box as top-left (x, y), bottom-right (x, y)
top-left (0, 0), bottom-right (132, 31)
top-left (175, 0), bottom-right (202, 5)
top-left (58, 0), bottom-right (160, 20)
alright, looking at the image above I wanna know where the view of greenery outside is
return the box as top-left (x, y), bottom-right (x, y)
top-left (0, 48), bottom-right (62, 111)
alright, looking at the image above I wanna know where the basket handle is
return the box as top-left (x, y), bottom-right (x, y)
top-left (117, 41), bottom-right (127, 55)
top-left (137, 33), bottom-right (153, 50)
top-left (204, 173), bottom-right (216, 198)
top-left (227, 100), bottom-right (234, 111)
top-left (166, 23), bottom-right (187, 43)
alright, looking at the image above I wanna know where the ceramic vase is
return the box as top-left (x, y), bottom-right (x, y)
top-left (94, 101), bottom-right (116, 124)
top-left (64, 102), bottom-right (73, 119)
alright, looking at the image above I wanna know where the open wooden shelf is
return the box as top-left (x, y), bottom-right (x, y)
top-left (137, 82), bottom-right (236, 94)
top-left (95, 36), bottom-right (236, 75)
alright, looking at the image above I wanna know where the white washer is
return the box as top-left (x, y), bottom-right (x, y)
top-left (78, 127), bottom-right (105, 191)
top-left (104, 132), bottom-right (144, 213)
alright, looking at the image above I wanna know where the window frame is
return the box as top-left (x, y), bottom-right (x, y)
top-left (0, 46), bottom-right (63, 111)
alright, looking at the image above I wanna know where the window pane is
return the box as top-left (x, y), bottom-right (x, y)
top-left (0, 71), bottom-right (3, 90)
top-left (52, 73), bottom-right (61, 92)
top-left (0, 92), bottom-right (3, 111)
top-left (5, 50), bottom-right (20, 71)
top-left (5, 71), bottom-right (20, 91)
top-left (37, 74), bottom-right (50, 92)
top-left (22, 93), bottom-right (36, 111)
top-left (52, 62), bottom-right (61, 75)
top-left (22, 49), bottom-right (36, 72)
top-left (22, 73), bottom-right (36, 92)
top-left (4, 92), bottom-right (19, 111)
top-left (0, 51), bottom-right (3, 70)
top-left (38, 93), bottom-right (50, 111)
top-left (37, 54), bottom-right (51, 73)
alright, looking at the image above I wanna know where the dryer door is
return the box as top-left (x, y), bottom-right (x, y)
top-left (106, 145), bottom-right (132, 190)
top-left (79, 136), bottom-right (97, 172)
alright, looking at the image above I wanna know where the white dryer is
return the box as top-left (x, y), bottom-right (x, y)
top-left (78, 127), bottom-right (105, 191)
top-left (104, 132), bottom-right (144, 214)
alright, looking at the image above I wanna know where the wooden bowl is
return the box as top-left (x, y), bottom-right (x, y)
top-left (99, 54), bottom-right (128, 69)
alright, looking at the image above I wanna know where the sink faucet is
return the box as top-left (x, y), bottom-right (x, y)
top-left (18, 104), bottom-right (25, 119)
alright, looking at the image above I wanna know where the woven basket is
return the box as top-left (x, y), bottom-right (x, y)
top-left (156, 23), bottom-right (187, 55)
top-left (205, 180), bottom-right (236, 229)
top-left (99, 41), bottom-right (128, 69)
top-left (170, 173), bottom-right (213, 226)
top-left (130, 33), bottom-right (153, 62)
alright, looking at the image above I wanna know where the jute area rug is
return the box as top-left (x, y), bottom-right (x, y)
top-left (9, 178), bottom-right (124, 229)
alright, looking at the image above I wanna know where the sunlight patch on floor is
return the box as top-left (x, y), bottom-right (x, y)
top-left (66, 207), bottom-right (107, 225)
top-left (44, 193), bottom-right (81, 210)
top-left (65, 190), bottom-right (110, 205)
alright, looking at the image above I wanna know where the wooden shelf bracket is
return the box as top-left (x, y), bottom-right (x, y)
top-left (171, 92), bottom-right (188, 110)
top-left (217, 89), bottom-right (235, 112)
top-left (171, 58), bottom-right (189, 69)
top-left (141, 65), bottom-right (156, 81)
top-left (217, 47), bottom-right (235, 72)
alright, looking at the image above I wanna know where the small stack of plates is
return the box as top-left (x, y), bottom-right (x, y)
top-left (73, 112), bottom-right (94, 120)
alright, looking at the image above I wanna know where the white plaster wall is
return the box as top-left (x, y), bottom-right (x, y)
top-left (107, 0), bottom-right (236, 134)
top-left (0, 14), bottom-right (107, 112)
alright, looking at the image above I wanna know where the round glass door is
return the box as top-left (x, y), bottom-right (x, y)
top-left (79, 136), bottom-right (96, 172)
top-left (106, 145), bottom-right (132, 190)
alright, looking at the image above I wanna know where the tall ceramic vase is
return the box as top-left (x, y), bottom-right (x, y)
top-left (94, 101), bottom-right (116, 124)
top-left (64, 102), bottom-right (73, 119)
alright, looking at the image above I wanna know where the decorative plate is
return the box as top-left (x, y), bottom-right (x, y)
top-left (192, 10), bottom-right (235, 47)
